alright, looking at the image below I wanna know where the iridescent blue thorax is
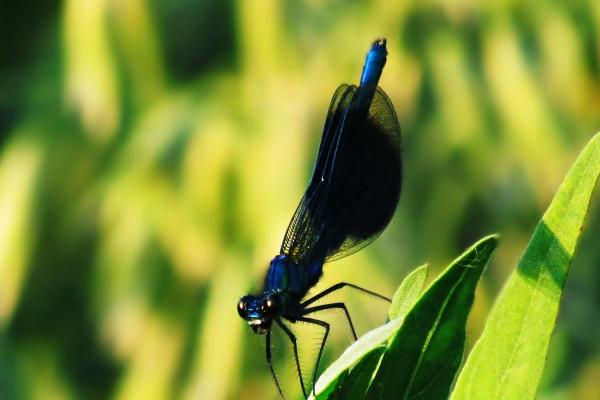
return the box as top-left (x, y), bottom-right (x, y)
top-left (263, 255), bottom-right (323, 302)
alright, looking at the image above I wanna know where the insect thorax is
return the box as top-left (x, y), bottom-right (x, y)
top-left (263, 255), bottom-right (323, 301)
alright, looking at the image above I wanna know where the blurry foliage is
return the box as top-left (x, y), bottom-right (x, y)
top-left (0, 0), bottom-right (599, 399)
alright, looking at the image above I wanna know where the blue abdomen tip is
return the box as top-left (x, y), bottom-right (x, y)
top-left (360, 38), bottom-right (388, 87)
top-left (372, 38), bottom-right (387, 50)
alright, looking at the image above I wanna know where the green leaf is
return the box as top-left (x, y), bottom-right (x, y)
top-left (312, 310), bottom-right (404, 399)
top-left (367, 235), bottom-right (498, 400)
top-left (388, 264), bottom-right (429, 321)
top-left (451, 132), bottom-right (600, 400)
top-left (329, 346), bottom-right (386, 400)
top-left (312, 264), bottom-right (428, 399)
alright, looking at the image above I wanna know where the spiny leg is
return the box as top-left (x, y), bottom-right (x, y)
top-left (275, 318), bottom-right (308, 399)
top-left (302, 302), bottom-right (358, 341)
top-left (266, 328), bottom-right (285, 399)
top-left (301, 282), bottom-right (391, 308)
top-left (296, 316), bottom-right (330, 397)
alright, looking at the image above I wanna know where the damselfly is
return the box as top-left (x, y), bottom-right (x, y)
top-left (237, 39), bottom-right (402, 399)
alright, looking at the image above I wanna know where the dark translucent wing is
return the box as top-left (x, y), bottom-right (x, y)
top-left (310, 84), bottom-right (356, 187)
top-left (323, 86), bottom-right (402, 262)
top-left (280, 84), bottom-right (357, 261)
top-left (281, 85), bottom-right (402, 264)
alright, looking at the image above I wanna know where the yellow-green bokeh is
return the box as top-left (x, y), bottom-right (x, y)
top-left (0, 1), bottom-right (599, 399)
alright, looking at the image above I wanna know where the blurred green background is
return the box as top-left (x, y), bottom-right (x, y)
top-left (1, 0), bottom-right (599, 399)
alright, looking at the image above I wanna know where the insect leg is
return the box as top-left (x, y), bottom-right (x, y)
top-left (275, 318), bottom-right (308, 399)
top-left (301, 302), bottom-right (358, 341)
top-left (301, 282), bottom-right (390, 308)
top-left (266, 328), bottom-right (286, 399)
top-left (296, 316), bottom-right (330, 397)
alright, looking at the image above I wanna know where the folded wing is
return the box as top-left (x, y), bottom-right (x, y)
top-left (280, 85), bottom-right (402, 264)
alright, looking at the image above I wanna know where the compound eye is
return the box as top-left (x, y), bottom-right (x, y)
top-left (237, 298), bottom-right (248, 318)
top-left (263, 294), bottom-right (283, 315)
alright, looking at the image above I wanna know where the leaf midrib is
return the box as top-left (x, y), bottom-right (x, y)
top-left (402, 266), bottom-right (469, 400)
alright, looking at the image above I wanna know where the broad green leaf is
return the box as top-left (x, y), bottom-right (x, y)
top-left (312, 313), bottom-right (404, 399)
top-left (451, 132), bottom-right (600, 400)
top-left (388, 264), bottom-right (429, 321)
top-left (367, 235), bottom-right (498, 400)
top-left (329, 346), bottom-right (386, 400)
top-left (313, 263), bottom-right (428, 399)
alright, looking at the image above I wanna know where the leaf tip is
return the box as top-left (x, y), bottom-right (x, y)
top-left (474, 233), bottom-right (500, 250)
